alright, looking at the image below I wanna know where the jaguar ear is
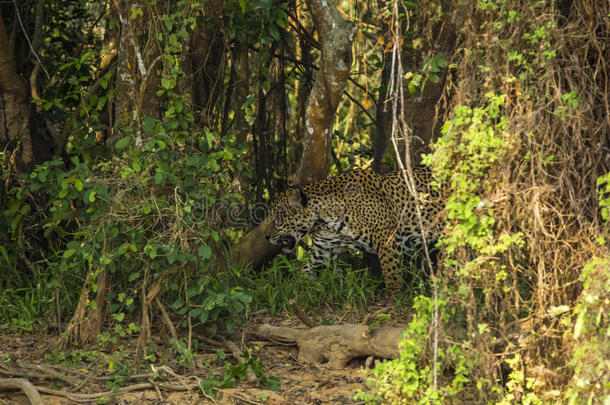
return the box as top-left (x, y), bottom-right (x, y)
top-left (288, 187), bottom-right (308, 208)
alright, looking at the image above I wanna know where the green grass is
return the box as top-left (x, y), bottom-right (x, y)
top-left (0, 254), bottom-right (75, 332)
top-left (0, 281), bottom-right (53, 331)
top-left (238, 254), bottom-right (385, 315)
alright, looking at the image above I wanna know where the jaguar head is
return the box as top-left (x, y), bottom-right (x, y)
top-left (265, 188), bottom-right (316, 253)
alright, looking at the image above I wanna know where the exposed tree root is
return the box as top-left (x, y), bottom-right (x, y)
top-left (0, 361), bottom-right (203, 403)
top-left (0, 378), bottom-right (43, 405)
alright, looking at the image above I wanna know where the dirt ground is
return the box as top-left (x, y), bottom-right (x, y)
top-left (0, 309), bottom-right (399, 404)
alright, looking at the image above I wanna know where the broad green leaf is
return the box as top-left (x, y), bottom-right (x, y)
top-left (198, 245), bottom-right (212, 259)
top-left (115, 136), bottom-right (131, 149)
top-left (143, 117), bottom-right (156, 134)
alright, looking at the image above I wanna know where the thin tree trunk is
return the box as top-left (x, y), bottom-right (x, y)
top-left (191, 0), bottom-right (225, 129)
top-left (0, 16), bottom-right (33, 167)
top-left (61, 0), bottom-right (165, 348)
top-left (233, 0), bottom-right (355, 268)
top-left (294, 0), bottom-right (356, 184)
top-left (110, 0), bottom-right (162, 142)
top-left (372, 17), bottom-right (392, 173)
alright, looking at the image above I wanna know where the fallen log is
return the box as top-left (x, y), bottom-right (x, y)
top-left (255, 324), bottom-right (405, 368)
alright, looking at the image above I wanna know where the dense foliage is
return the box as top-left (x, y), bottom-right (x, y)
top-left (0, 0), bottom-right (608, 402)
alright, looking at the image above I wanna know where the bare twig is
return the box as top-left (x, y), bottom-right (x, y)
top-left (289, 299), bottom-right (318, 328)
top-left (387, 0), bottom-right (439, 390)
top-left (156, 297), bottom-right (178, 342)
top-left (13, 0), bottom-right (50, 80)
top-left (362, 306), bottom-right (392, 326)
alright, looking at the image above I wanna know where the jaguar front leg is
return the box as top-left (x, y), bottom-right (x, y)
top-left (377, 244), bottom-right (403, 295)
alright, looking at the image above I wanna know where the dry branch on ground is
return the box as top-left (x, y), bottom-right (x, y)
top-left (255, 323), bottom-right (404, 368)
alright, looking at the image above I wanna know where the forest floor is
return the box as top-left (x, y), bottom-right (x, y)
top-left (0, 305), bottom-right (403, 404)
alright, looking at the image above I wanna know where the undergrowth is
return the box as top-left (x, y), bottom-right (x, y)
top-left (358, 0), bottom-right (608, 403)
top-left (238, 255), bottom-right (383, 315)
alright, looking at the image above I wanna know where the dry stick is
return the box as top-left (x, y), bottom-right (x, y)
top-left (13, 0), bottom-right (50, 80)
top-left (362, 306), bottom-right (393, 326)
top-left (388, 0), bottom-right (439, 391)
top-left (156, 297), bottom-right (178, 342)
top-left (32, 381), bottom-right (201, 403)
top-left (0, 378), bottom-right (43, 405)
top-left (183, 268), bottom-right (193, 352)
top-left (0, 361), bottom-right (153, 384)
top-left (289, 299), bottom-right (318, 328)
top-left (15, 361), bottom-right (81, 387)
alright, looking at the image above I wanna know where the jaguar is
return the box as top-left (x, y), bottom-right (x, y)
top-left (265, 167), bottom-right (443, 293)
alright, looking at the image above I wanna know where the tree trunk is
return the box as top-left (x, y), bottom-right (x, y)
top-left (0, 16), bottom-right (33, 168)
top-left (403, 8), bottom-right (456, 158)
top-left (294, 0), bottom-right (356, 184)
top-left (232, 0), bottom-right (356, 269)
top-left (110, 0), bottom-right (163, 141)
top-left (374, 2), bottom-right (457, 164)
top-left (191, 0), bottom-right (225, 129)
top-left (372, 13), bottom-right (393, 174)
top-left (60, 269), bottom-right (108, 349)
top-left (61, 0), bottom-right (164, 347)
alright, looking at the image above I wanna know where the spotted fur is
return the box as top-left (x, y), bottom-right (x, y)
top-left (265, 167), bottom-right (443, 293)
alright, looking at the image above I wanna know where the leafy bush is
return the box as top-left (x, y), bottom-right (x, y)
top-left (564, 258), bottom-right (610, 403)
top-left (356, 296), bottom-right (472, 404)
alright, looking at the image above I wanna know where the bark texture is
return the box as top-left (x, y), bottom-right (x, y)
top-left (294, 0), bottom-right (357, 184)
top-left (110, 0), bottom-right (162, 141)
top-left (191, 0), bottom-right (225, 128)
top-left (233, 0), bottom-right (355, 268)
top-left (0, 16), bottom-right (33, 166)
top-left (256, 323), bottom-right (404, 368)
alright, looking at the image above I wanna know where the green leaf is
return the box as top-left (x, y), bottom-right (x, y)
top-left (115, 136), bottom-right (131, 149)
top-left (239, 0), bottom-right (246, 13)
top-left (167, 249), bottom-right (177, 264)
top-left (408, 80), bottom-right (417, 95)
top-left (20, 204), bottom-right (31, 215)
top-left (198, 245), bottom-right (212, 259)
top-left (254, 0), bottom-right (271, 9)
top-left (263, 375), bottom-right (281, 392)
top-left (269, 24), bottom-right (279, 42)
top-left (161, 77), bottom-right (176, 90)
top-left (225, 318), bottom-right (235, 333)
top-left (154, 171), bottom-right (165, 184)
top-left (143, 117), bottom-right (156, 134)
top-left (142, 204), bottom-right (152, 214)
top-left (63, 249), bottom-right (76, 259)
